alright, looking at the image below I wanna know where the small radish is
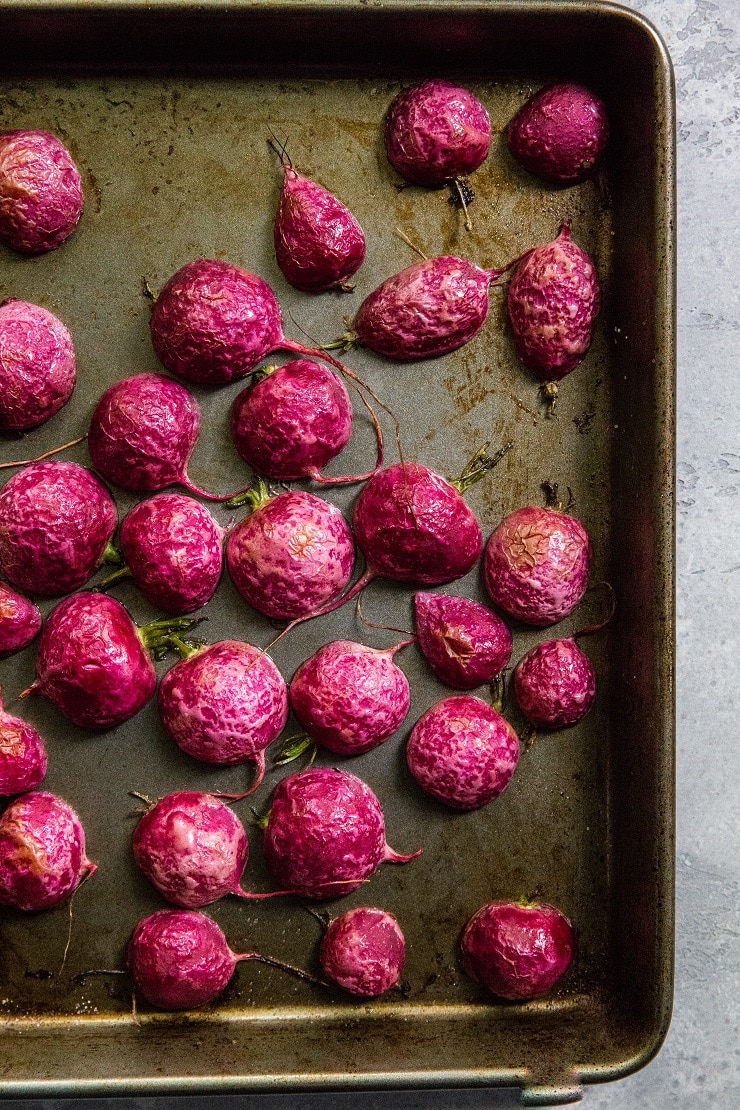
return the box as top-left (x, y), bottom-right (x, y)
top-left (132, 791), bottom-right (296, 908)
top-left (461, 899), bottom-right (575, 1000)
top-left (0, 299), bottom-right (76, 431)
top-left (231, 359), bottom-right (381, 485)
top-left (0, 130), bottom-right (84, 254)
top-left (0, 792), bottom-right (96, 911)
top-left (513, 637), bottom-right (596, 730)
top-left (87, 373), bottom-right (249, 502)
top-left (104, 494), bottom-right (226, 615)
top-left (320, 906), bottom-right (405, 997)
top-left (483, 502), bottom-right (592, 627)
top-left (414, 592), bottom-right (512, 690)
top-left (406, 695), bottom-right (519, 811)
top-left (384, 80), bottom-right (491, 187)
top-left (0, 690), bottom-right (48, 796)
top-left (271, 143), bottom-right (366, 292)
top-left (26, 593), bottom-right (195, 729)
top-left (263, 768), bottom-right (421, 900)
top-left (226, 483), bottom-right (355, 621)
top-left (289, 638), bottom-right (412, 756)
top-left (0, 581), bottom-right (42, 658)
top-left (128, 908), bottom-right (320, 1011)
top-left (0, 461), bottom-right (117, 596)
top-left (158, 640), bottom-right (288, 791)
top-left (507, 82), bottom-right (609, 186)
top-left (507, 223), bottom-right (600, 411)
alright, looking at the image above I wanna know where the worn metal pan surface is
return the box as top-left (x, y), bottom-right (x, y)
top-left (0, 2), bottom-right (675, 1105)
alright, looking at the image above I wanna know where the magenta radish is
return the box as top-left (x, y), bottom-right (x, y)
top-left (406, 695), bottom-right (519, 811)
top-left (231, 359), bottom-right (381, 485)
top-left (507, 82), bottom-right (609, 186)
top-left (158, 640), bottom-right (288, 791)
top-left (384, 80), bottom-right (491, 188)
top-left (108, 494), bottom-right (226, 614)
top-left (272, 146), bottom-right (366, 292)
top-left (0, 581), bottom-right (42, 658)
top-left (87, 372), bottom-right (248, 502)
top-left (26, 593), bottom-right (195, 729)
top-left (0, 690), bottom-right (47, 796)
top-left (0, 299), bottom-right (76, 431)
top-left (263, 768), bottom-right (421, 900)
top-left (128, 908), bottom-right (319, 1011)
top-left (0, 461), bottom-right (117, 596)
top-left (483, 504), bottom-right (592, 627)
top-left (320, 906), bottom-right (405, 997)
top-left (414, 592), bottom-right (512, 690)
top-left (461, 900), bottom-right (575, 1000)
top-left (0, 130), bottom-right (84, 254)
top-left (226, 484), bottom-right (355, 621)
top-left (507, 223), bottom-right (600, 407)
top-left (289, 639), bottom-right (411, 756)
top-left (0, 792), bottom-right (95, 911)
top-left (133, 791), bottom-right (298, 908)
top-left (514, 637), bottom-right (597, 730)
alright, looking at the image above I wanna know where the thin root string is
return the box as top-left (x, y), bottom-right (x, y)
top-left (452, 178), bottom-right (473, 232)
top-left (180, 473), bottom-right (254, 504)
top-left (306, 371), bottom-right (384, 484)
top-left (238, 951), bottom-right (327, 988)
top-left (258, 566), bottom-right (376, 660)
top-left (267, 132), bottom-right (292, 170)
top-left (573, 581), bottom-right (617, 639)
top-left (355, 592), bottom-right (415, 640)
top-left (394, 227), bottom-right (428, 261)
top-left (60, 865), bottom-right (96, 975)
top-left (0, 433), bottom-right (88, 470)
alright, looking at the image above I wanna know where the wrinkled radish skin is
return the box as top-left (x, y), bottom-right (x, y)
top-left (128, 909), bottom-right (237, 1010)
top-left (0, 582), bottom-right (42, 658)
top-left (507, 224), bottom-right (600, 382)
top-left (263, 768), bottom-right (421, 900)
top-left (0, 692), bottom-right (47, 795)
top-left (0, 130), bottom-right (84, 254)
top-left (483, 506), bottom-right (592, 627)
top-left (289, 640), bottom-right (410, 756)
top-left (0, 461), bottom-right (117, 596)
top-left (120, 494), bottom-right (225, 614)
top-left (231, 360), bottom-right (353, 482)
top-left (320, 907), bottom-right (406, 997)
top-left (406, 695), bottom-right (520, 811)
top-left (508, 82), bottom-right (609, 186)
top-left (274, 168), bottom-right (366, 292)
top-left (461, 900), bottom-right (575, 1000)
top-left (414, 592), bottom-right (512, 690)
top-left (0, 792), bottom-right (95, 910)
top-left (0, 300), bottom-right (76, 431)
top-left (514, 637), bottom-right (596, 729)
top-left (384, 80), bottom-right (491, 187)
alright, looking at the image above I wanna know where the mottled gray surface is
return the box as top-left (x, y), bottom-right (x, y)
top-left (1, 0), bottom-right (738, 1106)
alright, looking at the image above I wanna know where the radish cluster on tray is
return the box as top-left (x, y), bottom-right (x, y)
top-left (0, 78), bottom-right (611, 1010)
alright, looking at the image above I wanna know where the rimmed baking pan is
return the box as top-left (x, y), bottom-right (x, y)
top-left (0, 2), bottom-right (675, 1105)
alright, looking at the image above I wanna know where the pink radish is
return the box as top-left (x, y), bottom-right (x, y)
top-left (0, 581), bottom-right (42, 658)
top-left (231, 358), bottom-right (381, 485)
top-left (128, 908), bottom-right (319, 1011)
top-left (132, 791), bottom-right (298, 908)
top-left (514, 637), bottom-right (597, 730)
top-left (0, 299), bottom-right (76, 431)
top-left (158, 640), bottom-right (288, 791)
top-left (507, 82), bottom-right (609, 186)
top-left (406, 695), bottom-right (519, 811)
top-left (226, 484), bottom-right (355, 621)
top-left (104, 494), bottom-right (226, 615)
top-left (0, 792), bottom-right (95, 910)
top-left (289, 638), bottom-right (412, 756)
top-left (483, 503), bottom-right (592, 627)
top-left (272, 144), bottom-right (366, 292)
top-left (0, 130), bottom-right (84, 254)
top-left (461, 899), bottom-right (575, 1000)
top-left (263, 768), bottom-right (421, 900)
top-left (0, 690), bottom-right (47, 796)
top-left (414, 592), bottom-right (512, 690)
top-left (26, 593), bottom-right (195, 729)
top-left (320, 906), bottom-right (405, 997)
top-left (0, 461), bottom-right (117, 596)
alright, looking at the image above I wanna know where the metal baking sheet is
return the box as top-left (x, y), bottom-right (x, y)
top-left (0, 2), bottom-right (675, 1105)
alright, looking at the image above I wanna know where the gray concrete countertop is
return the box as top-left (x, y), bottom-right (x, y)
top-left (2, 0), bottom-right (738, 1107)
